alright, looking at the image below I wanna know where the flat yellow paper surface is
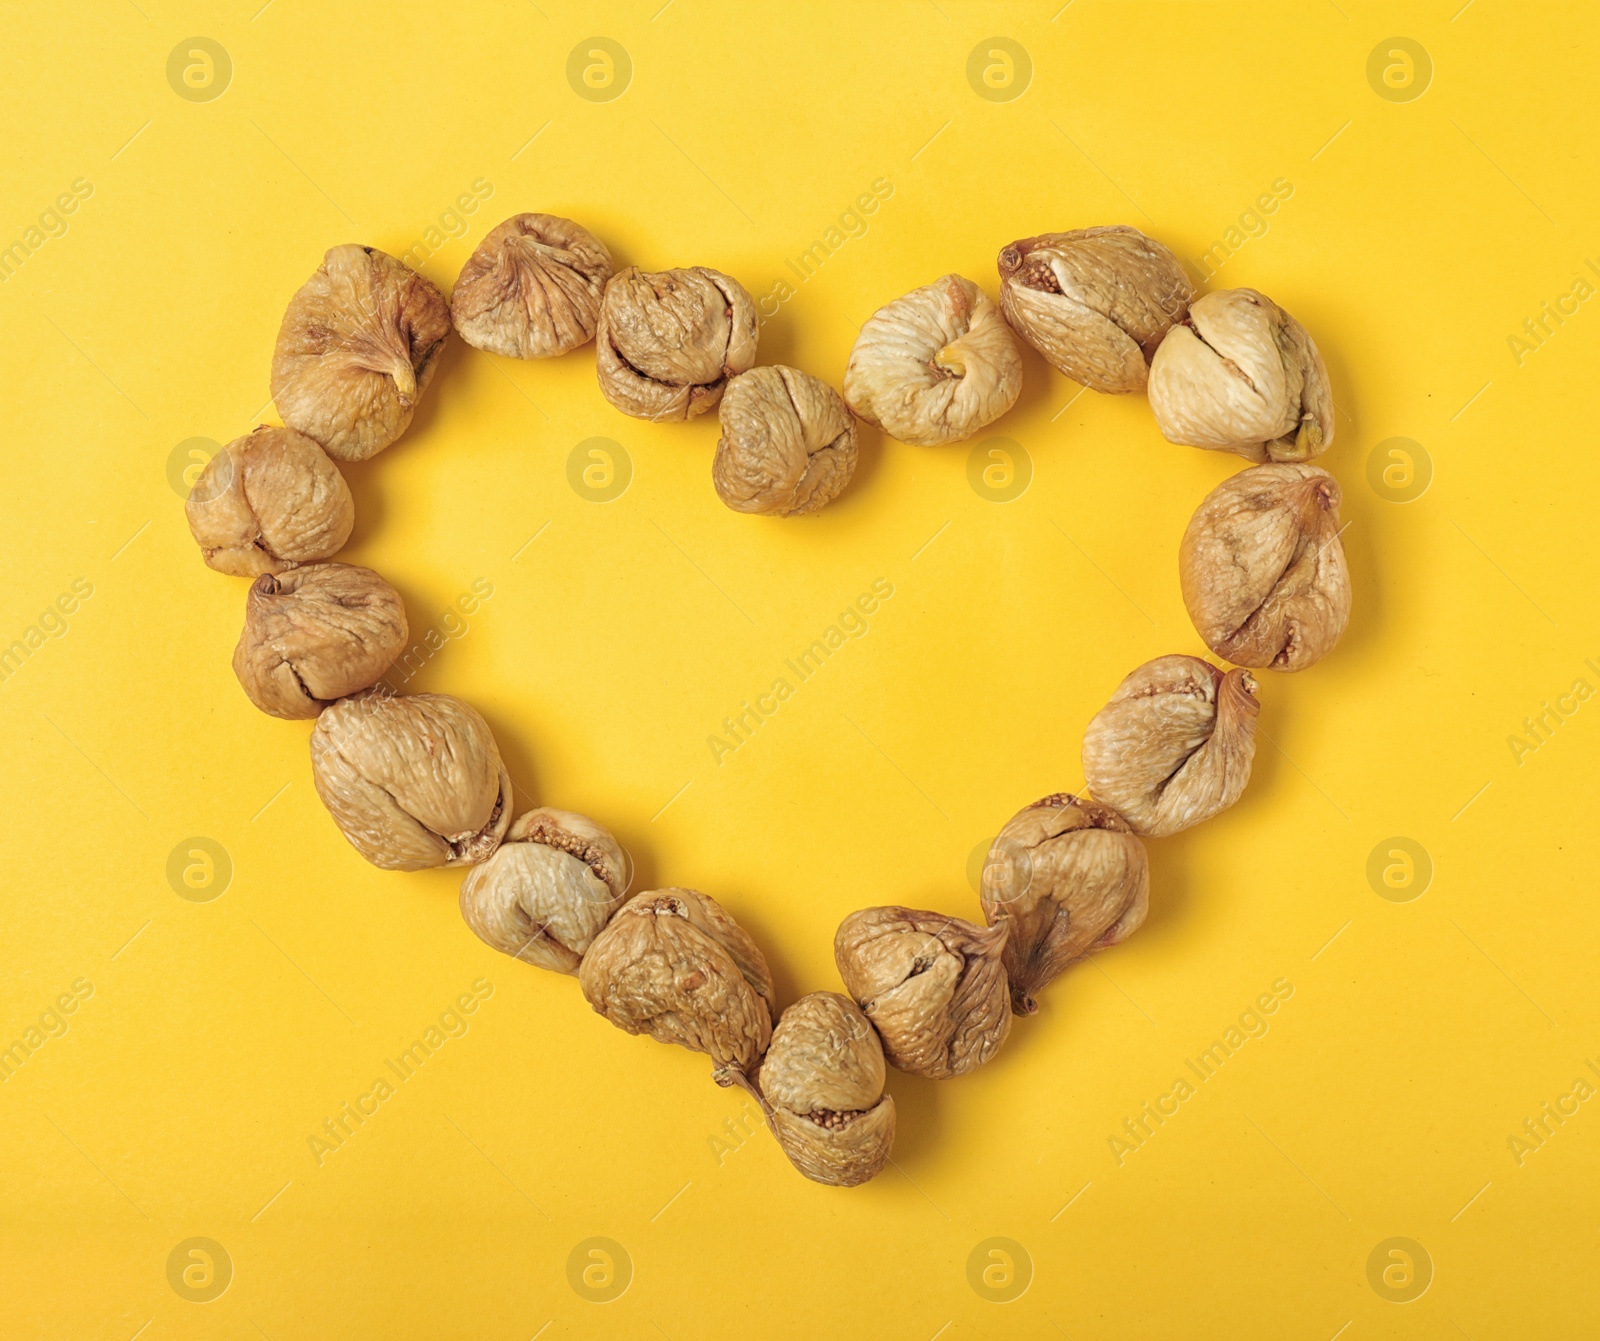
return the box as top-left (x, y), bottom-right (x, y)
top-left (1, 3), bottom-right (1594, 1337)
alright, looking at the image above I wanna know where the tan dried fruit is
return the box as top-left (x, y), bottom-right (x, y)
top-left (1148, 289), bottom-right (1333, 463)
top-left (1180, 464), bottom-right (1352, 672)
top-left (232, 563), bottom-right (407, 719)
top-left (979, 793), bottom-right (1149, 1016)
top-left (309, 692), bottom-right (512, 870)
top-left (843, 275), bottom-right (1022, 446)
top-left (459, 808), bottom-right (630, 974)
top-left (712, 365), bottom-right (858, 516)
top-left (997, 226), bottom-right (1193, 393)
top-left (579, 888), bottom-right (775, 1083)
top-left (185, 426), bottom-right (354, 577)
top-left (271, 244), bottom-right (451, 462)
top-left (752, 992), bottom-right (895, 1187)
top-left (595, 266), bottom-right (758, 420)
top-left (1082, 655), bottom-right (1260, 838)
top-left (450, 213), bottom-right (614, 359)
top-left (833, 906), bottom-right (1011, 1079)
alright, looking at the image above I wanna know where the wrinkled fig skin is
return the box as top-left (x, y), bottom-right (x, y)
top-left (459, 808), bottom-right (630, 974)
top-left (579, 888), bottom-right (775, 1083)
top-left (1148, 289), bottom-right (1333, 463)
top-left (450, 213), bottom-right (614, 360)
top-left (833, 906), bottom-right (1011, 1079)
top-left (980, 794), bottom-right (1149, 1016)
top-left (843, 275), bottom-right (1022, 447)
top-left (310, 692), bottom-right (512, 871)
top-left (232, 563), bottom-right (407, 719)
top-left (594, 266), bottom-right (759, 421)
top-left (712, 365), bottom-right (859, 516)
top-left (752, 993), bottom-right (896, 1187)
top-left (997, 227), bottom-right (1194, 393)
top-left (1082, 656), bottom-right (1260, 838)
top-left (1180, 464), bottom-right (1352, 672)
top-left (271, 244), bottom-right (451, 462)
top-left (185, 426), bottom-right (354, 577)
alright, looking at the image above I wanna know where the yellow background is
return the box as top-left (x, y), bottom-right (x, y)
top-left (2, 1), bottom-right (1594, 1336)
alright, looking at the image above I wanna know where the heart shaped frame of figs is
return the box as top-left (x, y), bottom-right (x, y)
top-left (184, 216), bottom-right (1351, 1188)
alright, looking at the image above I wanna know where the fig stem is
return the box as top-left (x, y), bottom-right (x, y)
top-left (720, 1066), bottom-right (782, 1141)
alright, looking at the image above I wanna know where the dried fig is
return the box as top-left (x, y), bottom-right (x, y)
top-left (1082, 655), bottom-right (1259, 838)
top-left (309, 691), bottom-right (512, 870)
top-left (997, 227), bottom-right (1193, 393)
top-left (271, 244), bottom-right (451, 462)
top-left (595, 266), bottom-right (758, 420)
top-left (232, 563), bottom-right (407, 719)
top-left (833, 906), bottom-right (1010, 1079)
top-left (185, 426), bottom-right (353, 577)
top-left (1147, 288), bottom-right (1333, 463)
top-left (579, 888), bottom-right (775, 1083)
top-left (1180, 464), bottom-right (1352, 672)
top-left (752, 992), bottom-right (896, 1187)
top-left (459, 808), bottom-right (629, 974)
top-left (980, 794), bottom-right (1149, 1015)
top-left (843, 275), bottom-right (1022, 446)
top-left (712, 365), bottom-right (858, 516)
top-left (450, 213), bottom-right (614, 359)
